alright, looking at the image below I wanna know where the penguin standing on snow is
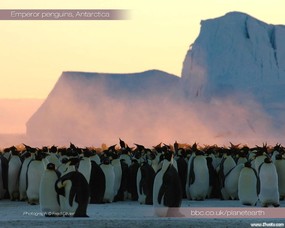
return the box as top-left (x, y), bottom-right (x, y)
top-left (217, 149), bottom-right (236, 200)
top-left (274, 154), bottom-right (285, 200)
top-left (175, 148), bottom-right (188, 199)
top-left (258, 157), bottom-right (279, 207)
top-left (187, 150), bottom-right (209, 201)
top-left (100, 154), bottom-right (115, 203)
top-left (137, 159), bottom-right (155, 205)
top-left (0, 152), bottom-right (8, 199)
top-left (153, 146), bottom-right (182, 217)
top-left (89, 160), bottom-right (105, 204)
top-left (238, 161), bottom-right (259, 206)
top-left (55, 158), bottom-right (89, 217)
top-left (26, 150), bottom-right (45, 205)
top-left (40, 163), bottom-right (61, 216)
top-left (8, 148), bottom-right (22, 201)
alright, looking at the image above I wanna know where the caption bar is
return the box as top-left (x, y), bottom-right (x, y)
top-left (157, 207), bottom-right (285, 218)
top-left (0, 10), bottom-right (129, 20)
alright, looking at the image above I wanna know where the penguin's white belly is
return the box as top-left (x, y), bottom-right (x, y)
top-left (238, 168), bottom-right (258, 205)
top-left (112, 160), bottom-right (122, 196)
top-left (19, 158), bottom-right (32, 200)
top-left (153, 170), bottom-right (163, 207)
top-left (275, 161), bottom-right (285, 198)
top-left (189, 157), bottom-right (209, 200)
top-left (8, 156), bottom-right (21, 199)
top-left (40, 172), bottom-right (60, 213)
top-left (78, 159), bottom-right (91, 183)
top-left (137, 168), bottom-right (146, 204)
top-left (27, 162), bottom-right (44, 203)
top-left (259, 165), bottom-right (279, 205)
top-left (101, 165), bottom-right (115, 203)
top-left (64, 181), bottom-right (78, 215)
top-left (225, 164), bottom-right (244, 200)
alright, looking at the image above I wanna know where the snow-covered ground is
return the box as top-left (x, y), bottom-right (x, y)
top-left (1, 199), bottom-right (285, 227)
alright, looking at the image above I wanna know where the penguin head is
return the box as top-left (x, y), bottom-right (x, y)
top-left (83, 148), bottom-right (94, 158)
top-left (275, 154), bottom-right (283, 160)
top-left (264, 157), bottom-right (272, 164)
top-left (61, 157), bottom-right (69, 164)
top-left (244, 161), bottom-right (252, 168)
top-left (47, 163), bottom-right (56, 170)
top-left (49, 145), bottom-right (57, 154)
top-left (101, 156), bottom-right (110, 165)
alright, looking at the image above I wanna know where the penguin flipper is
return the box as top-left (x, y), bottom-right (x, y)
top-left (252, 168), bottom-right (261, 195)
top-left (158, 183), bottom-right (167, 205)
top-left (189, 157), bottom-right (195, 185)
top-left (69, 185), bottom-right (76, 207)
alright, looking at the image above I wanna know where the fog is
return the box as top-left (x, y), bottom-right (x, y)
top-left (21, 70), bottom-right (285, 149)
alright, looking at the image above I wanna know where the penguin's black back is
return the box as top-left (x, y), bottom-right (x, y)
top-left (89, 161), bottom-right (105, 204)
top-left (158, 164), bottom-right (182, 207)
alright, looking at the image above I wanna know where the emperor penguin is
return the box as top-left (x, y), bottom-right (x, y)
top-left (258, 157), bottom-right (280, 207)
top-left (253, 145), bottom-right (268, 171)
top-left (55, 162), bottom-right (89, 217)
top-left (137, 160), bottom-right (155, 205)
top-left (224, 163), bottom-right (244, 200)
top-left (176, 148), bottom-right (188, 199)
top-left (187, 150), bottom-right (209, 201)
top-left (128, 158), bottom-right (140, 201)
top-left (119, 139), bottom-right (132, 167)
top-left (153, 148), bottom-right (182, 217)
top-left (100, 155), bottom-right (115, 203)
top-left (19, 150), bottom-right (34, 201)
top-left (110, 148), bottom-right (122, 201)
top-left (8, 149), bottom-right (22, 200)
top-left (40, 163), bottom-right (61, 216)
top-left (44, 146), bottom-right (61, 169)
top-left (26, 151), bottom-right (45, 205)
top-left (89, 160), bottom-right (105, 204)
top-left (78, 150), bottom-right (92, 184)
top-left (0, 154), bottom-right (8, 199)
top-left (238, 161), bottom-right (259, 206)
top-left (217, 149), bottom-right (236, 200)
top-left (274, 154), bottom-right (285, 200)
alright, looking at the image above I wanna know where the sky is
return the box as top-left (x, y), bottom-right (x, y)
top-left (1, 0), bottom-right (285, 99)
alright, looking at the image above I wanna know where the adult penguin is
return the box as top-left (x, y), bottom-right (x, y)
top-left (0, 153), bottom-right (8, 199)
top-left (40, 163), bottom-right (61, 216)
top-left (119, 139), bottom-right (132, 167)
top-left (137, 160), bottom-right (155, 205)
top-left (258, 157), bottom-right (280, 207)
top-left (100, 155), bottom-right (115, 203)
top-left (187, 150), bottom-right (209, 201)
top-left (55, 161), bottom-right (90, 217)
top-left (19, 150), bottom-right (34, 201)
top-left (117, 158), bottom-right (129, 201)
top-left (44, 146), bottom-right (61, 169)
top-left (26, 150), bottom-right (45, 205)
top-left (153, 147), bottom-right (182, 217)
top-left (275, 154), bottom-right (285, 199)
top-left (224, 163), bottom-right (244, 200)
top-left (109, 146), bottom-right (122, 201)
top-left (128, 156), bottom-right (140, 201)
top-left (89, 160), bottom-right (105, 204)
top-left (217, 149), bottom-right (236, 200)
top-left (78, 149), bottom-right (92, 184)
top-left (176, 148), bottom-right (188, 199)
top-left (8, 149), bottom-right (22, 200)
top-left (206, 156), bottom-right (219, 199)
top-left (238, 161), bottom-right (260, 206)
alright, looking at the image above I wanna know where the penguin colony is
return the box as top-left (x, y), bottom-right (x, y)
top-left (0, 141), bottom-right (284, 217)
